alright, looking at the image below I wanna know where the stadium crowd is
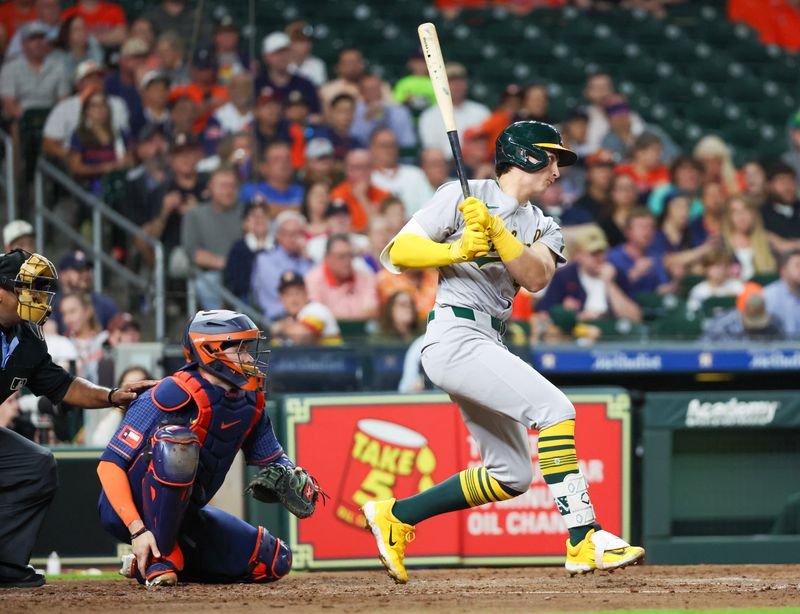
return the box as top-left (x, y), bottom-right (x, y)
top-left (0, 0), bottom-right (799, 442)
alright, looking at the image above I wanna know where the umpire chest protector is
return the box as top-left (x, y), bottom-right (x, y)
top-left (152, 367), bottom-right (264, 505)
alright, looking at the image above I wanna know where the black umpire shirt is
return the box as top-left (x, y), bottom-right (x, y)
top-left (0, 321), bottom-right (74, 406)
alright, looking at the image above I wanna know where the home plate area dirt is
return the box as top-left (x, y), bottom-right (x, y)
top-left (5, 565), bottom-right (800, 613)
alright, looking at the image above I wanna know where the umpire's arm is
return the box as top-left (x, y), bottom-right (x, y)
top-left (63, 376), bottom-right (158, 409)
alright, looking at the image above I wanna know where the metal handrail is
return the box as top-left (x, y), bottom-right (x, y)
top-left (0, 127), bottom-right (16, 222)
top-left (34, 158), bottom-right (165, 340)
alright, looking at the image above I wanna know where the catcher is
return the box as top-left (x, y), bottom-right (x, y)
top-left (97, 310), bottom-right (322, 587)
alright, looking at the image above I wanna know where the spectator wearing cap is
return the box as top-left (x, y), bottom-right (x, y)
top-left (331, 149), bottom-right (390, 233)
top-left (764, 250), bottom-right (800, 337)
top-left (417, 63), bottom-right (489, 160)
top-left (203, 72), bottom-right (253, 155)
top-left (104, 37), bottom-right (149, 125)
top-left (615, 132), bottom-right (670, 197)
top-left (602, 96), bottom-right (678, 164)
top-left (647, 155), bottom-right (705, 220)
top-left (255, 31), bottom-right (320, 116)
top-left (105, 312), bottom-right (141, 347)
top-left (562, 148), bottom-right (616, 227)
top-left (305, 233), bottom-right (378, 320)
top-left (762, 162), bottom-right (800, 254)
top-left (608, 207), bottom-right (674, 297)
top-left (286, 21), bottom-right (327, 87)
top-left (305, 200), bottom-right (370, 266)
top-left (271, 271), bottom-right (341, 346)
top-left (61, 0), bottom-right (126, 48)
top-left (4, 0), bottom-right (61, 62)
top-left (301, 138), bottom-right (338, 186)
top-left (477, 84), bottom-right (523, 160)
top-left (703, 282), bottom-right (785, 342)
top-left (49, 12), bottom-right (104, 78)
top-left (420, 148), bottom-right (452, 192)
top-left (369, 127), bottom-right (433, 218)
top-left (143, 0), bottom-right (211, 47)
top-left (210, 14), bottom-right (249, 85)
top-left (283, 89), bottom-right (314, 168)
top-left (2, 219), bottom-right (34, 252)
top-left (137, 136), bottom-right (208, 265)
top-left (0, 21), bottom-right (69, 122)
top-left (392, 50), bottom-right (436, 116)
top-left (169, 47), bottom-right (229, 133)
top-left (223, 199), bottom-right (270, 301)
top-left (537, 225), bottom-right (641, 328)
top-left (351, 73), bottom-right (417, 150)
top-left (251, 86), bottom-right (292, 151)
top-left (250, 211), bottom-right (313, 319)
top-left (68, 89), bottom-right (132, 195)
top-left (240, 141), bottom-right (304, 217)
top-left (181, 167), bottom-right (242, 309)
top-left (42, 60), bottom-right (129, 162)
top-left (131, 69), bottom-right (171, 138)
top-left (50, 250), bottom-right (119, 333)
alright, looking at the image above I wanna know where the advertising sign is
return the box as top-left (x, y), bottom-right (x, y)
top-left (285, 390), bottom-right (631, 569)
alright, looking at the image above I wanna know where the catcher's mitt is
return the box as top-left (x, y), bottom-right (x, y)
top-left (246, 463), bottom-right (325, 519)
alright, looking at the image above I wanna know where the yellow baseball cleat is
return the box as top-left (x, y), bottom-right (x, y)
top-left (565, 528), bottom-right (644, 575)
top-left (362, 498), bottom-right (416, 584)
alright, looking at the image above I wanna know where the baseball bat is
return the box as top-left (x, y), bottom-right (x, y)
top-left (418, 22), bottom-right (471, 199)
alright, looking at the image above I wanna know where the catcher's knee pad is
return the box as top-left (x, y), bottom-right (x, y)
top-left (247, 526), bottom-right (292, 583)
top-left (141, 426), bottom-right (200, 560)
top-left (151, 425), bottom-right (200, 485)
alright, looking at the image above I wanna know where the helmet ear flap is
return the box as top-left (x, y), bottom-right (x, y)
top-left (525, 143), bottom-right (551, 172)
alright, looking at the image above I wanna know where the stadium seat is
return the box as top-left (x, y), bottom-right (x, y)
top-left (700, 296), bottom-right (737, 319)
top-left (649, 311), bottom-right (704, 340)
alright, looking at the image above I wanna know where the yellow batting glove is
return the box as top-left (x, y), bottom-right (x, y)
top-left (449, 223), bottom-right (490, 262)
top-left (459, 197), bottom-right (492, 230)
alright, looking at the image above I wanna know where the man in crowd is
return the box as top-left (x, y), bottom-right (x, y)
top-left (305, 199), bottom-right (370, 265)
top-left (323, 93), bottom-right (363, 161)
top-left (255, 31), bottom-right (319, 116)
top-left (305, 233), bottom-right (378, 320)
top-left (351, 73), bottom-right (417, 150)
top-left (762, 162), bottom-right (800, 254)
top-left (607, 208), bottom-right (673, 297)
top-left (764, 250), bottom-right (800, 337)
top-left (132, 70), bottom-right (171, 139)
top-left (301, 137), bottom-right (337, 185)
top-left (369, 127), bottom-right (433, 218)
top-left (105, 37), bottom-right (148, 124)
top-left (250, 211), bottom-right (312, 320)
top-left (420, 148), bottom-right (451, 191)
top-left (224, 199), bottom-right (270, 302)
top-left (181, 167), bottom-right (242, 310)
top-left (50, 249), bottom-right (119, 332)
top-left (561, 148), bottom-right (616, 226)
top-left (204, 72), bottom-right (253, 152)
top-left (331, 148), bottom-right (390, 233)
top-left (704, 284), bottom-right (785, 341)
top-left (2, 219), bottom-right (34, 252)
top-left (270, 270), bottom-right (341, 346)
top-left (240, 141), bottom-right (304, 215)
top-left (286, 20), bottom-right (327, 87)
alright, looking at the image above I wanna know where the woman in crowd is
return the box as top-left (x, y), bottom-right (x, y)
top-left (82, 366), bottom-right (152, 447)
top-left (301, 181), bottom-right (331, 238)
top-left (654, 191), bottom-right (718, 275)
top-left (599, 173), bottom-right (638, 247)
top-left (721, 195), bottom-right (777, 280)
top-left (647, 154), bottom-right (704, 219)
top-left (51, 15), bottom-right (103, 78)
top-left (372, 290), bottom-right (422, 344)
top-left (68, 91), bottom-right (131, 196)
top-left (59, 293), bottom-right (108, 385)
top-left (693, 135), bottom-right (742, 196)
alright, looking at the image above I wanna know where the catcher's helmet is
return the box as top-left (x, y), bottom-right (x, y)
top-left (0, 249), bottom-right (58, 328)
top-left (182, 310), bottom-right (269, 391)
top-left (495, 120), bottom-right (578, 173)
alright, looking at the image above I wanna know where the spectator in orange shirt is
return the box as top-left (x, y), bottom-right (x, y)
top-left (478, 83), bottom-right (523, 160)
top-left (330, 149), bottom-right (390, 232)
top-left (0, 0), bottom-right (37, 51)
top-left (61, 0), bottom-right (126, 48)
top-left (615, 133), bottom-right (669, 197)
top-left (377, 267), bottom-right (438, 321)
top-left (305, 233), bottom-right (378, 320)
top-left (169, 48), bottom-right (229, 133)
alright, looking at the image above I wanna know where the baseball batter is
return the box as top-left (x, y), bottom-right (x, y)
top-left (363, 121), bottom-right (644, 583)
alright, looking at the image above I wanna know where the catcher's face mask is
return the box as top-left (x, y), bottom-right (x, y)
top-left (189, 329), bottom-right (270, 391)
top-left (14, 252), bottom-right (58, 327)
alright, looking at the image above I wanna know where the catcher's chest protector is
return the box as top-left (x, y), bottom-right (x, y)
top-left (152, 368), bottom-right (264, 505)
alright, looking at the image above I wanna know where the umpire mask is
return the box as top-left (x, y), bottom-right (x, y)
top-left (0, 250), bottom-right (58, 327)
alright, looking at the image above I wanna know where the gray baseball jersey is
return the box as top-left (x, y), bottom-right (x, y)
top-left (381, 179), bottom-right (566, 321)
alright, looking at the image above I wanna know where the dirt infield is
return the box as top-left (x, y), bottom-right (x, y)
top-left (4, 565), bottom-right (800, 613)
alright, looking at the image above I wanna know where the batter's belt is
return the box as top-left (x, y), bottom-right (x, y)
top-left (427, 306), bottom-right (506, 334)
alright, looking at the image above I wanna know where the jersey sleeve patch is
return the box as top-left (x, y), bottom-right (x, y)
top-left (152, 376), bottom-right (192, 412)
top-left (116, 425), bottom-right (144, 448)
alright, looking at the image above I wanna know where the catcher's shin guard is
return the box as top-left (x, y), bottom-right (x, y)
top-left (246, 526), bottom-right (292, 583)
top-left (141, 426), bottom-right (200, 578)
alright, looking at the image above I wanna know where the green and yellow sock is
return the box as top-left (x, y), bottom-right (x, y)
top-left (392, 467), bottom-right (520, 526)
top-left (538, 420), bottom-right (597, 546)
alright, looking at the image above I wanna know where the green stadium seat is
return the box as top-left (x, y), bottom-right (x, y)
top-left (701, 296), bottom-right (737, 319)
top-left (549, 306), bottom-right (577, 334)
top-left (338, 320), bottom-right (372, 341)
top-left (751, 273), bottom-right (780, 287)
top-left (679, 274), bottom-right (706, 297)
top-left (649, 311), bottom-right (704, 340)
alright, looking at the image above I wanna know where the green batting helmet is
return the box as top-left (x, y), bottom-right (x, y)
top-left (495, 120), bottom-right (578, 173)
